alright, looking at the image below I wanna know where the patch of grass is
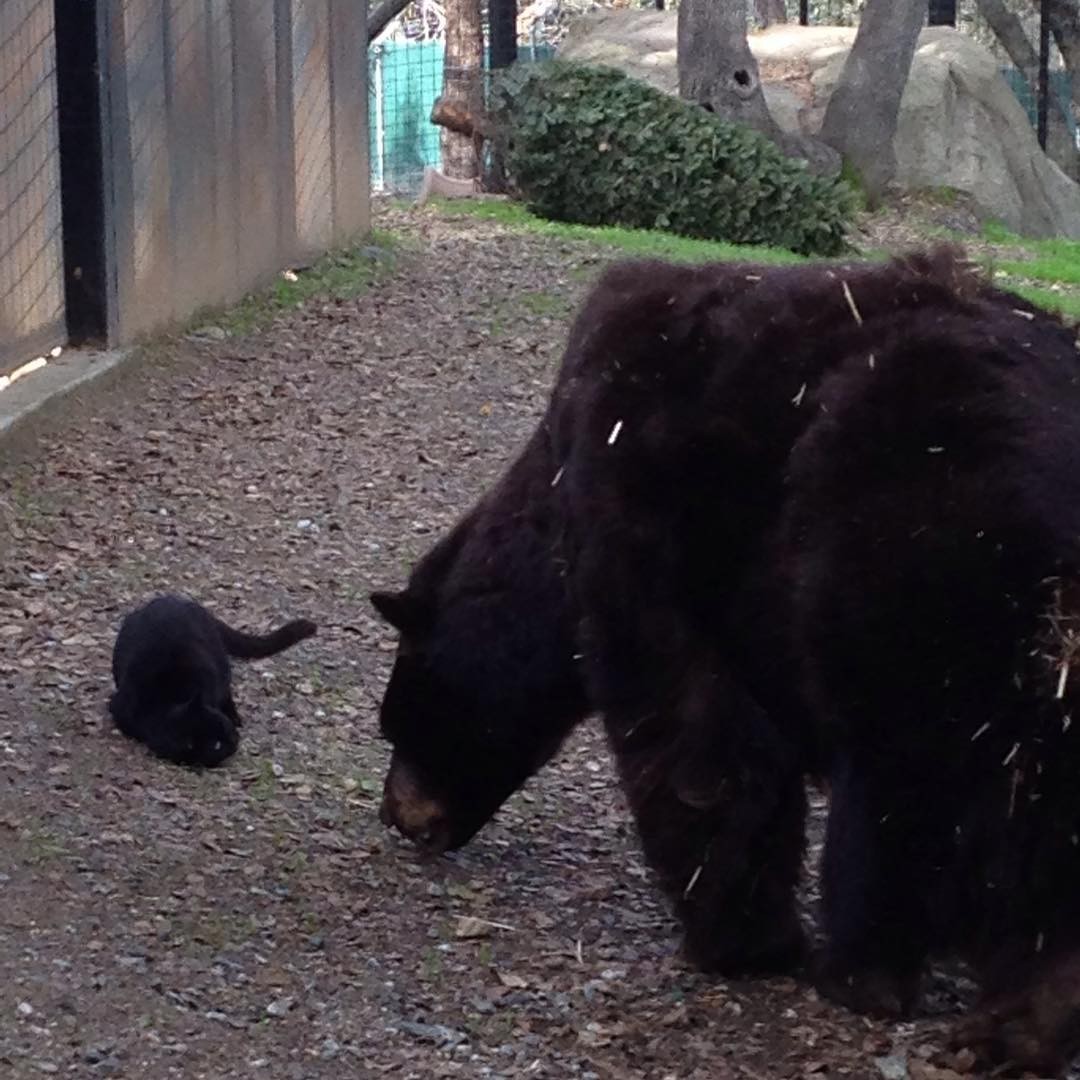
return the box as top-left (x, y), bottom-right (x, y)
top-left (518, 289), bottom-right (572, 318)
top-left (433, 198), bottom-right (809, 266)
top-left (972, 221), bottom-right (1080, 318)
top-left (2, 477), bottom-right (61, 523)
top-left (249, 759), bottom-right (278, 801)
top-left (839, 159), bottom-right (870, 212)
top-left (199, 229), bottom-right (401, 337)
top-left (22, 827), bottom-right (68, 865)
top-left (924, 185), bottom-right (962, 207)
top-left (420, 947), bottom-right (444, 980)
top-left (484, 288), bottom-right (576, 340)
top-left (283, 849), bottom-right (309, 875)
top-left (983, 220), bottom-right (1018, 244)
top-left (1005, 284), bottom-right (1080, 321)
top-left (996, 251), bottom-right (1080, 288)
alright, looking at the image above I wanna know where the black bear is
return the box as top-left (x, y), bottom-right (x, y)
top-left (779, 284), bottom-right (1080, 1074)
top-left (110, 594), bottom-right (317, 767)
top-left (373, 250), bottom-right (1042, 984)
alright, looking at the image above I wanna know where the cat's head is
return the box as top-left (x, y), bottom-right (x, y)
top-left (150, 701), bottom-right (239, 768)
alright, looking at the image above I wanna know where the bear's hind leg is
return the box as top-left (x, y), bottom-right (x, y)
top-left (817, 748), bottom-right (950, 1019)
top-left (953, 945), bottom-right (1080, 1077)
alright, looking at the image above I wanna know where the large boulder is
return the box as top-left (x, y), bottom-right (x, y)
top-left (559, 11), bottom-right (1080, 239)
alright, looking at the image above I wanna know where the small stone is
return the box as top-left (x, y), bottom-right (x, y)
top-left (187, 325), bottom-right (227, 342)
top-left (266, 996), bottom-right (295, 1018)
top-left (17, 1001), bottom-right (34, 1017)
top-left (875, 1054), bottom-right (909, 1080)
top-left (395, 1019), bottom-right (466, 1046)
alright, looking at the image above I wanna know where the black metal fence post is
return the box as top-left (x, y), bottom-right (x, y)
top-left (1038, 0), bottom-right (1050, 150)
top-left (928, 1), bottom-right (956, 27)
top-left (799, 1), bottom-right (809, 27)
top-left (489, 0), bottom-right (517, 70)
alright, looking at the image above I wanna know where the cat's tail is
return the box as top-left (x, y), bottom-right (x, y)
top-left (214, 616), bottom-right (317, 660)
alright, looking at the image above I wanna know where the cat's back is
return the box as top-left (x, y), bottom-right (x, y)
top-left (112, 594), bottom-right (218, 684)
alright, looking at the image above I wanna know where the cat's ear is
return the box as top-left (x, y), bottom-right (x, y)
top-left (370, 589), bottom-right (431, 634)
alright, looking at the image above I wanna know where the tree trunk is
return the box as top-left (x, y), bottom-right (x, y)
top-left (1046, 0), bottom-right (1080, 110)
top-left (754, 0), bottom-right (788, 28)
top-left (441, 0), bottom-right (484, 179)
top-left (975, 0), bottom-right (1039, 73)
top-left (678, 0), bottom-right (783, 139)
top-left (819, 0), bottom-right (925, 201)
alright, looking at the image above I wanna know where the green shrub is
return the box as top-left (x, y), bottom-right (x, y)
top-left (491, 61), bottom-right (856, 257)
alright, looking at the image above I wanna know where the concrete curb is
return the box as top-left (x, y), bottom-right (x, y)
top-left (0, 347), bottom-right (135, 445)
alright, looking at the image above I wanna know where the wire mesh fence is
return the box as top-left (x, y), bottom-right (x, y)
top-left (0, 0), bottom-right (66, 373)
top-left (369, 39), bottom-right (553, 195)
top-left (0, 1), bottom-right (369, 361)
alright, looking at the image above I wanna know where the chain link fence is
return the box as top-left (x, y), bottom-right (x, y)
top-left (368, 39), bottom-right (553, 195)
top-left (0, 0), bottom-right (66, 373)
top-left (0, 1), bottom-right (370, 366)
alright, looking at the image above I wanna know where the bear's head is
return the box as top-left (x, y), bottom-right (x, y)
top-left (370, 492), bottom-right (590, 854)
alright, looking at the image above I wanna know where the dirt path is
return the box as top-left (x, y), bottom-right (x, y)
top-left (0, 204), bottom-right (1023, 1079)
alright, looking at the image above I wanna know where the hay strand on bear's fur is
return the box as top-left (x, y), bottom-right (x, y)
top-left (683, 864), bottom-right (703, 899)
top-left (841, 281), bottom-right (863, 326)
top-left (607, 420), bottom-right (623, 446)
top-left (791, 383), bottom-right (807, 407)
top-left (1039, 584), bottom-right (1080, 699)
top-left (1008, 767), bottom-right (1022, 819)
top-left (551, 466), bottom-right (565, 488)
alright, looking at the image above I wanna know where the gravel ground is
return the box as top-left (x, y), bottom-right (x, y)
top-left (0, 203), bottom-right (1049, 1080)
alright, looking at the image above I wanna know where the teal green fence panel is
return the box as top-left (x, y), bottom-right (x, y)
top-left (1001, 67), bottom-right (1076, 145)
top-left (368, 41), bottom-right (555, 194)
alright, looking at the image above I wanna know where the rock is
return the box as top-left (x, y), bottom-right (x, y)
top-left (186, 325), bottom-right (227, 343)
top-left (874, 1053), bottom-right (909, 1080)
top-left (558, 12), bottom-right (1080, 238)
top-left (394, 1019), bottom-right (467, 1047)
top-left (265, 996), bottom-right (295, 1017)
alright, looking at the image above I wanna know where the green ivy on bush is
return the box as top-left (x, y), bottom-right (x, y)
top-left (490, 61), bottom-right (855, 257)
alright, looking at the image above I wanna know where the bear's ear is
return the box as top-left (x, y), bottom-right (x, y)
top-left (370, 589), bottom-right (431, 634)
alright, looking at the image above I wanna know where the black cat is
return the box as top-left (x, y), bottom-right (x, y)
top-left (109, 595), bottom-right (317, 767)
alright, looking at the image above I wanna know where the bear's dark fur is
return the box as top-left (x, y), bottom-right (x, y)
top-left (374, 248), bottom-right (1080, 1069)
top-left (547, 249), bottom-right (1044, 975)
top-left (371, 427), bottom-right (591, 852)
top-left (110, 595), bottom-right (316, 767)
top-left (779, 292), bottom-right (1080, 1073)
